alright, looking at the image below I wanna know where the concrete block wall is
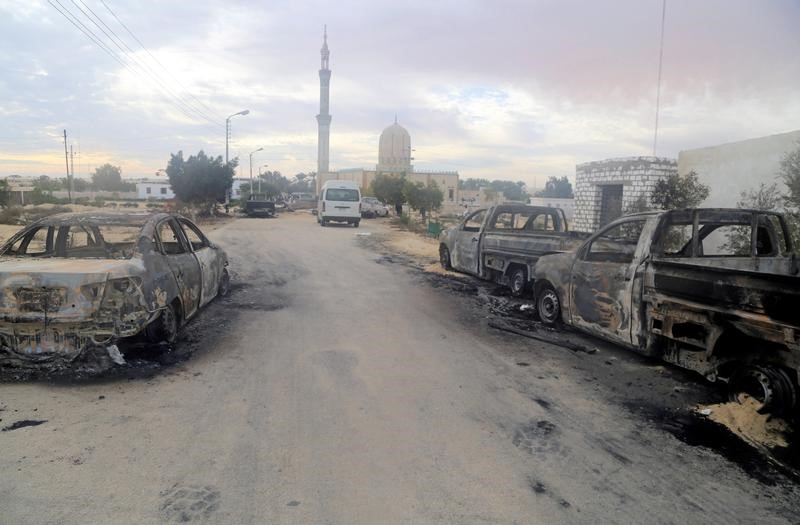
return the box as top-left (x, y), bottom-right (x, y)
top-left (574, 156), bottom-right (677, 232)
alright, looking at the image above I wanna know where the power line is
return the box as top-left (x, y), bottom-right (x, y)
top-left (47, 0), bottom-right (224, 129)
top-left (99, 0), bottom-right (223, 120)
top-left (73, 0), bottom-right (222, 125)
top-left (653, 0), bottom-right (666, 156)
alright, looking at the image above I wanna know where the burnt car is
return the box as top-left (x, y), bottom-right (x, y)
top-left (0, 212), bottom-right (230, 366)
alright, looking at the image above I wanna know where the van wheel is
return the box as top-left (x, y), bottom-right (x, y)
top-left (321, 219), bottom-right (327, 227)
top-left (509, 267), bottom-right (527, 297)
top-left (354, 221), bottom-right (360, 228)
top-left (536, 284), bottom-right (561, 325)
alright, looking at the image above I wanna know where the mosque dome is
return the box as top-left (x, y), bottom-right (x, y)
top-left (378, 119), bottom-right (412, 172)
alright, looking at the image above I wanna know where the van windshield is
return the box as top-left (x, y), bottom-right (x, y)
top-left (326, 188), bottom-right (359, 202)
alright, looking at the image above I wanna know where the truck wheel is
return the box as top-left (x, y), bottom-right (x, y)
top-left (509, 267), bottom-right (528, 298)
top-left (728, 365), bottom-right (796, 414)
top-left (354, 220), bottom-right (360, 228)
top-left (439, 245), bottom-right (452, 270)
top-left (321, 219), bottom-right (327, 227)
top-left (536, 284), bottom-right (561, 325)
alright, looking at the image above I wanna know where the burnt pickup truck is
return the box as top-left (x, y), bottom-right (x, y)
top-left (533, 208), bottom-right (800, 412)
top-left (439, 204), bottom-right (588, 295)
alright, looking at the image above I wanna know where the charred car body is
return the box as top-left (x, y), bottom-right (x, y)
top-left (0, 212), bottom-right (230, 366)
top-left (439, 204), bottom-right (588, 295)
top-left (533, 208), bottom-right (800, 412)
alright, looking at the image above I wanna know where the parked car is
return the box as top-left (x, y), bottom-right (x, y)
top-left (244, 196), bottom-right (276, 217)
top-left (0, 212), bottom-right (230, 366)
top-left (533, 208), bottom-right (800, 413)
top-left (318, 180), bottom-right (361, 227)
top-left (360, 197), bottom-right (389, 218)
top-left (439, 204), bottom-right (589, 295)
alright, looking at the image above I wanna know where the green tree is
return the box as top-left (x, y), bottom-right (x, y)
top-left (459, 178), bottom-right (491, 190)
top-left (650, 171), bottom-right (710, 210)
top-left (402, 180), bottom-right (443, 218)
top-left (91, 163), bottom-right (135, 191)
top-left (0, 180), bottom-right (10, 208)
top-left (535, 176), bottom-right (574, 198)
top-left (371, 174), bottom-right (407, 214)
top-left (489, 180), bottom-right (528, 201)
top-left (166, 150), bottom-right (235, 214)
top-left (781, 141), bottom-right (800, 209)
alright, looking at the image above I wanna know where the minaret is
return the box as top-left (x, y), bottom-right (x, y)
top-left (316, 26), bottom-right (331, 175)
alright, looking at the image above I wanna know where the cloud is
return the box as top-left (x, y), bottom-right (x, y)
top-left (0, 0), bottom-right (798, 188)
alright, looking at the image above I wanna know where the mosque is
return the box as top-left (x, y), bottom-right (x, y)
top-left (313, 28), bottom-right (460, 211)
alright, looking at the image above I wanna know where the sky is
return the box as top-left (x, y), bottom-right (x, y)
top-left (1, 0), bottom-right (799, 189)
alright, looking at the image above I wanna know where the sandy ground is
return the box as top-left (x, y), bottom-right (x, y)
top-left (1, 213), bottom-right (799, 524)
top-left (698, 396), bottom-right (790, 449)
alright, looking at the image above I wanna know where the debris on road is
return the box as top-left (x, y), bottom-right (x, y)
top-left (2, 419), bottom-right (47, 432)
top-left (488, 320), bottom-right (597, 354)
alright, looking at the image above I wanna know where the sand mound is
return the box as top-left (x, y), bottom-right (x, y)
top-left (697, 395), bottom-right (790, 449)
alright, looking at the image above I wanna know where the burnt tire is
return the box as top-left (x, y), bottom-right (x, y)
top-left (439, 245), bottom-right (452, 270)
top-left (509, 267), bottom-right (528, 298)
top-left (728, 365), bottom-right (796, 414)
top-left (536, 284), bottom-right (561, 325)
top-left (218, 269), bottom-right (231, 297)
top-left (146, 303), bottom-right (179, 345)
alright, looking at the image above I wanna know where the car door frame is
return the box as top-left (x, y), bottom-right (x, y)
top-left (177, 217), bottom-right (221, 307)
top-left (155, 217), bottom-right (203, 320)
top-left (452, 208), bottom-right (488, 274)
top-left (568, 217), bottom-right (650, 346)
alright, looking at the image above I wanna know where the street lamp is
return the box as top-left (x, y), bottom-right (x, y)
top-left (225, 109), bottom-right (250, 203)
top-left (258, 164), bottom-right (269, 194)
top-left (249, 147), bottom-right (263, 198)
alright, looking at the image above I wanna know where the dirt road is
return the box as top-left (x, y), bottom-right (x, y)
top-left (2, 213), bottom-right (799, 524)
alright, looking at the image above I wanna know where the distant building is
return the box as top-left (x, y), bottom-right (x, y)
top-left (317, 120), bottom-right (460, 212)
top-left (678, 129), bottom-right (800, 208)
top-left (136, 180), bottom-right (174, 200)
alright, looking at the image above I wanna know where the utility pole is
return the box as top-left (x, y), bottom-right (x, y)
top-left (653, 0), bottom-right (667, 156)
top-left (70, 145), bottom-right (75, 201)
top-left (63, 130), bottom-right (72, 203)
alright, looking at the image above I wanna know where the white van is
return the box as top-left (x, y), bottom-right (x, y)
top-left (318, 180), bottom-right (362, 227)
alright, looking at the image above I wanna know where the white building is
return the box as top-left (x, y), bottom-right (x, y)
top-left (529, 196), bottom-right (575, 223)
top-left (136, 180), bottom-right (174, 200)
top-left (678, 129), bottom-right (800, 208)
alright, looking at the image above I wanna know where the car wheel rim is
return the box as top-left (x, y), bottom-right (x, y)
top-left (539, 291), bottom-right (559, 322)
top-left (513, 273), bottom-right (524, 293)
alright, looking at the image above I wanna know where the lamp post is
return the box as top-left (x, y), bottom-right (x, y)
top-left (225, 109), bottom-right (250, 202)
top-left (258, 164), bottom-right (269, 194)
top-left (249, 147), bottom-right (263, 198)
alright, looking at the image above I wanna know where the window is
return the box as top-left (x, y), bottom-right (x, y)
top-left (160, 187), bottom-right (167, 195)
top-left (325, 188), bottom-right (359, 201)
top-left (179, 220), bottom-right (209, 251)
top-left (492, 212), bottom-right (515, 229)
top-left (529, 212), bottom-right (557, 231)
top-left (146, 187), bottom-right (152, 194)
top-left (448, 188), bottom-right (454, 200)
top-left (660, 223), bottom-right (693, 257)
top-left (463, 210), bottom-right (486, 232)
top-left (6, 226), bottom-right (54, 256)
top-left (759, 214), bottom-right (788, 255)
top-left (586, 219), bottom-right (646, 263)
top-left (157, 221), bottom-right (186, 255)
top-left (696, 211), bottom-right (753, 257)
top-left (64, 225), bottom-right (100, 257)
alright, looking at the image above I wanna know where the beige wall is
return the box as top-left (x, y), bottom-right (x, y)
top-left (678, 129), bottom-right (800, 208)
